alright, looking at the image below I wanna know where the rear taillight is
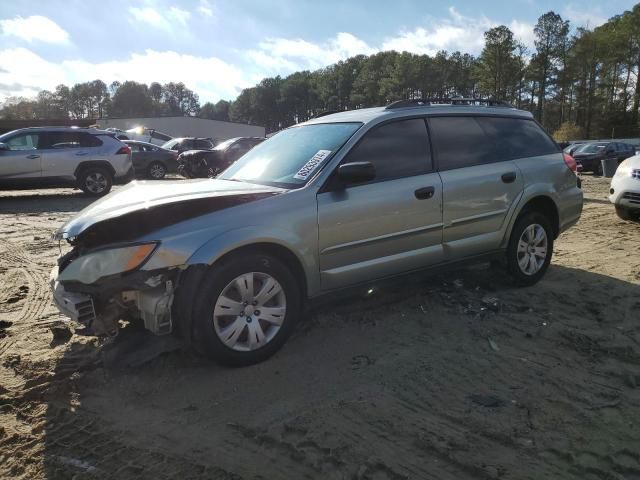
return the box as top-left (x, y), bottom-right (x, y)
top-left (563, 153), bottom-right (577, 172)
top-left (116, 145), bottom-right (131, 155)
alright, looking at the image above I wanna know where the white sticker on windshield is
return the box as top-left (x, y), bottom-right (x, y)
top-left (293, 150), bottom-right (332, 180)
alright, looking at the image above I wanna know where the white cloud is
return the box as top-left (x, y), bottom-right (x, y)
top-left (0, 48), bottom-right (251, 102)
top-left (247, 32), bottom-right (376, 73)
top-left (167, 6), bottom-right (191, 25)
top-left (198, 0), bottom-right (214, 17)
top-left (0, 15), bottom-right (71, 45)
top-left (128, 5), bottom-right (191, 30)
top-left (382, 7), bottom-right (535, 55)
top-left (563, 5), bottom-right (608, 28)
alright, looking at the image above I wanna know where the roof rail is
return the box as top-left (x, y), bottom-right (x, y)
top-left (385, 97), bottom-right (513, 110)
top-left (313, 109), bottom-right (340, 118)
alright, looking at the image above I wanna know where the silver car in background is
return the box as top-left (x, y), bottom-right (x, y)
top-left (0, 127), bottom-right (132, 195)
top-left (50, 101), bottom-right (583, 365)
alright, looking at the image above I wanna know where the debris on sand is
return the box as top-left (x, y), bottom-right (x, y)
top-left (487, 337), bottom-right (500, 352)
top-left (50, 323), bottom-right (73, 347)
top-left (481, 296), bottom-right (501, 312)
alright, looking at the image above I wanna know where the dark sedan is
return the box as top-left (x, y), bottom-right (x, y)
top-left (177, 137), bottom-right (265, 178)
top-left (572, 141), bottom-right (636, 175)
top-left (124, 140), bottom-right (179, 179)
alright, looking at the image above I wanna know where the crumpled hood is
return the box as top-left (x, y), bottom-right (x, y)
top-left (56, 178), bottom-right (285, 242)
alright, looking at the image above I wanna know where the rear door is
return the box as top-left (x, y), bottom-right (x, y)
top-left (429, 116), bottom-right (529, 258)
top-left (317, 118), bottom-right (444, 290)
top-left (41, 132), bottom-right (104, 178)
top-left (0, 131), bottom-right (43, 179)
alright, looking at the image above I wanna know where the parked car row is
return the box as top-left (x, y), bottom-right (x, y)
top-left (105, 127), bottom-right (173, 146)
top-left (176, 137), bottom-right (265, 178)
top-left (571, 141), bottom-right (636, 174)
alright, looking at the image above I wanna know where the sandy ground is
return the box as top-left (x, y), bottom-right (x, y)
top-left (0, 176), bottom-right (639, 480)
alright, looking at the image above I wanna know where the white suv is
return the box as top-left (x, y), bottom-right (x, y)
top-left (0, 127), bottom-right (133, 196)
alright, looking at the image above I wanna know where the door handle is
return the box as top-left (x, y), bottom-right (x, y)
top-left (414, 186), bottom-right (435, 200)
top-left (501, 172), bottom-right (517, 183)
top-left (75, 152), bottom-right (88, 156)
top-left (26, 154), bottom-right (40, 159)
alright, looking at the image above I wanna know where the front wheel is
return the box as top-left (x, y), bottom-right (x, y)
top-left (190, 252), bottom-right (302, 366)
top-left (507, 212), bottom-right (554, 286)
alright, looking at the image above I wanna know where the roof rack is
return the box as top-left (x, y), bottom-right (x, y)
top-left (385, 98), bottom-right (513, 109)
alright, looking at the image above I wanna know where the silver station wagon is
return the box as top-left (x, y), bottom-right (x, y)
top-left (51, 99), bottom-right (583, 365)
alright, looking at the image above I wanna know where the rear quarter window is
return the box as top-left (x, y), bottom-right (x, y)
top-left (79, 133), bottom-right (103, 148)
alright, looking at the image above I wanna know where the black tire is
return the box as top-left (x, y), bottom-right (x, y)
top-left (147, 162), bottom-right (167, 179)
top-left (594, 162), bottom-right (603, 176)
top-left (78, 167), bottom-right (113, 196)
top-left (190, 252), bottom-right (302, 366)
top-left (615, 206), bottom-right (635, 221)
top-left (506, 211), bottom-right (554, 286)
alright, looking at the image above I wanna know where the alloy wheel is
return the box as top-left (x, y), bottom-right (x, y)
top-left (149, 163), bottom-right (166, 179)
top-left (85, 172), bottom-right (108, 194)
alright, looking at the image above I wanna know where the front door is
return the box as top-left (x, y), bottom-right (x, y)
top-left (0, 131), bottom-right (43, 182)
top-left (317, 118), bottom-right (443, 290)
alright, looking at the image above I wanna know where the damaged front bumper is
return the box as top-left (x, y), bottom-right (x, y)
top-left (50, 265), bottom-right (177, 337)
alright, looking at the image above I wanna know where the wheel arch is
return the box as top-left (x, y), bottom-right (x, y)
top-left (74, 160), bottom-right (116, 179)
top-left (514, 195), bottom-right (560, 239)
top-left (173, 241), bottom-right (309, 347)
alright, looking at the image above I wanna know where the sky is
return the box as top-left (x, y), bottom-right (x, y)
top-left (0, 0), bottom-right (637, 104)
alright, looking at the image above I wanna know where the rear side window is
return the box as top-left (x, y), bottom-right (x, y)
top-left (78, 133), bottom-right (102, 147)
top-left (344, 118), bottom-right (432, 181)
top-left (45, 132), bottom-right (102, 149)
top-left (430, 116), bottom-right (558, 171)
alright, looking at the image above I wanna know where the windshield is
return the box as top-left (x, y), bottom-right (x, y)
top-left (576, 143), bottom-right (605, 153)
top-left (219, 123), bottom-right (362, 188)
top-left (161, 139), bottom-right (180, 149)
top-left (214, 138), bottom-right (239, 151)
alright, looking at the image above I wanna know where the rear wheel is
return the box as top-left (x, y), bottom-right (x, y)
top-left (148, 162), bottom-right (167, 179)
top-left (507, 211), bottom-right (554, 286)
top-left (190, 252), bottom-right (302, 366)
top-left (78, 167), bottom-right (113, 196)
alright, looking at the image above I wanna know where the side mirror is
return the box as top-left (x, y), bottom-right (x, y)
top-left (0, 142), bottom-right (9, 152)
top-left (337, 161), bottom-right (376, 184)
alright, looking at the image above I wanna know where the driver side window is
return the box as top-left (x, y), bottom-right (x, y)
top-left (342, 118), bottom-right (432, 183)
top-left (6, 133), bottom-right (40, 151)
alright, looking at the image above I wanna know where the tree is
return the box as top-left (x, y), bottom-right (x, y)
top-left (199, 100), bottom-right (231, 121)
top-left (476, 26), bottom-right (519, 101)
top-left (110, 81), bottom-right (153, 117)
top-left (162, 82), bottom-right (200, 116)
top-left (533, 11), bottom-right (570, 124)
